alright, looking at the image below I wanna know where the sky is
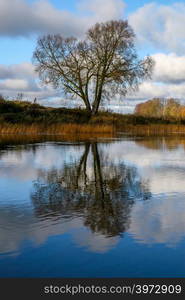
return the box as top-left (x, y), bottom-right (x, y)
top-left (1, 0), bottom-right (185, 113)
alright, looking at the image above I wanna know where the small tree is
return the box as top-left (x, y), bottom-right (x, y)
top-left (0, 94), bottom-right (5, 101)
top-left (33, 20), bottom-right (154, 115)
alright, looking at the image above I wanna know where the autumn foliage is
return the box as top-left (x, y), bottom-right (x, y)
top-left (135, 98), bottom-right (185, 121)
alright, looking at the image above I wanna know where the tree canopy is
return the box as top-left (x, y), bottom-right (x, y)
top-left (33, 20), bottom-right (154, 115)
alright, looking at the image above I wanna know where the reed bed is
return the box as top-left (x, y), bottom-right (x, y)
top-left (0, 123), bottom-right (116, 143)
top-left (120, 124), bottom-right (185, 136)
top-left (0, 122), bottom-right (115, 135)
top-left (2, 123), bottom-right (185, 139)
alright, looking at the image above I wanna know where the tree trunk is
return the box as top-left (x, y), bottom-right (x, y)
top-left (92, 95), bottom-right (101, 115)
top-left (83, 97), bottom-right (92, 114)
top-left (92, 80), bottom-right (103, 115)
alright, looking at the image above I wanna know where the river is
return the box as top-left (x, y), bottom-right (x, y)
top-left (0, 135), bottom-right (185, 277)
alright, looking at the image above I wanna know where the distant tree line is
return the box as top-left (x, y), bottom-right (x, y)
top-left (135, 98), bottom-right (185, 121)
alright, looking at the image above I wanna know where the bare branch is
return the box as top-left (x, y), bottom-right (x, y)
top-left (32, 20), bottom-right (154, 115)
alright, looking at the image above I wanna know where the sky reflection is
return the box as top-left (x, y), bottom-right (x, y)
top-left (0, 137), bottom-right (185, 258)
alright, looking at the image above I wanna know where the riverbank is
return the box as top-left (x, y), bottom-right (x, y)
top-left (0, 122), bottom-right (114, 135)
top-left (2, 99), bottom-right (185, 136)
top-left (1, 123), bottom-right (185, 138)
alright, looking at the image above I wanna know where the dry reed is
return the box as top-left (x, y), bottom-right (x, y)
top-left (0, 123), bottom-right (114, 135)
top-left (120, 124), bottom-right (185, 136)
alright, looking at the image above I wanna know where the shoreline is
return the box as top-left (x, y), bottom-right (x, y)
top-left (1, 123), bottom-right (185, 137)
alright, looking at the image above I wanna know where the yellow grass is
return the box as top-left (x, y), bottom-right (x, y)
top-left (2, 123), bottom-right (185, 140)
top-left (120, 124), bottom-right (185, 136)
top-left (0, 123), bottom-right (115, 143)
top-left (0, 123), bottom-right (114, 135)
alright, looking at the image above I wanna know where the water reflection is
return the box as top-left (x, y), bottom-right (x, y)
top-left (136, 136), bottom-right (185, 150)
top-left (0, 136), bottom-right (185, 277)
top-left (129, 193), bottom-right (185, 247)
top-left (31, 142), bottom-right (150, 237)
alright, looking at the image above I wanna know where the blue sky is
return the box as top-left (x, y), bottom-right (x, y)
top-left (0, 0), bottom-right (179, 63)
top-left (1, 0), bottom-right (185, 112)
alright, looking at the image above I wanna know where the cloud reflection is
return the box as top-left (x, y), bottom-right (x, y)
top-left (0, 137), bottom-right (185, 257)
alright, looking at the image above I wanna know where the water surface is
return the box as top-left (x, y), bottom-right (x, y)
top-left (0, 135), bottom-right (185, 277)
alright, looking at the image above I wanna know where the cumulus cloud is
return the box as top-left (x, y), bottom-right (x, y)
top-left (129, 2), bottom-right (185, 54)
top-left (128, 81), bottom-right (185, 101)
top-left (0, 0), bottom-right (124, 38)
top-left (2, 1), bottom-right (185, 109)
top-left (0, 79), bottom-right (29, 90)
top-left (126, 52), bottom-right (185, 101)
top-left (3, 52), bottom-right (185, 109)
top-left (78, 0), bottom-right (124, 21)
top-left (0, 62), bottom-right (35, 80)
top-left (152, 53), bottom-right (185, 84)
top-left (0, 61), bottom-right (57, 98)
top-left (0, 62), bottom-right (39, 93)
top-left (0, 0), bottom-right (125, 102)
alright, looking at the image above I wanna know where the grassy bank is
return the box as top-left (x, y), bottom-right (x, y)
top-left (0, 132), bottom-right (115, 146)
top-left (1, 123), bottom-right (185, 137)
top-left (0, 122), bottom-right (114, 135)
top-left (1, 99), bottom-right (185, 136)
top-left (2, 98), bottom-right (185, 125)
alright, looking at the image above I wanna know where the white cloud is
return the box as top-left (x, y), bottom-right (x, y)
top-left (78, 0), bottom-right (125, 21)
top-left (129, 2), bottom-right (185, 54)
top-left (0, 0), bottom-right (125, 102)
top-left (0, 79), bottom-right (29, 90)
top-left (0, 0), bottom-right (124, 38)
top-left (3, 52), bottom-right (185, 108)
top-left (126, 52), bottom-right (185, 101)
top-left (2, 1), bottom-right (185, 107)
top-left (129, 81), bottom-right (185, 100)
top-left (0, 61), bottom-right (57, 98)
top-left (152, 53), bottom-right (185, 84)
top-left (0, 62), bottom-right (35, 80)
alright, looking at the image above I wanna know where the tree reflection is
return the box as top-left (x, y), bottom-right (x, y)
top-left (31, 142), bottom-right (151, 237)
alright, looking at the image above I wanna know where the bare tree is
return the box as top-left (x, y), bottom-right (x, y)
top-left (33, 20), bottom-right (154, 115)
top-left (16, 93), bottom-right (24, 101)
top-left (0, 94), bottom-right (5, 101)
